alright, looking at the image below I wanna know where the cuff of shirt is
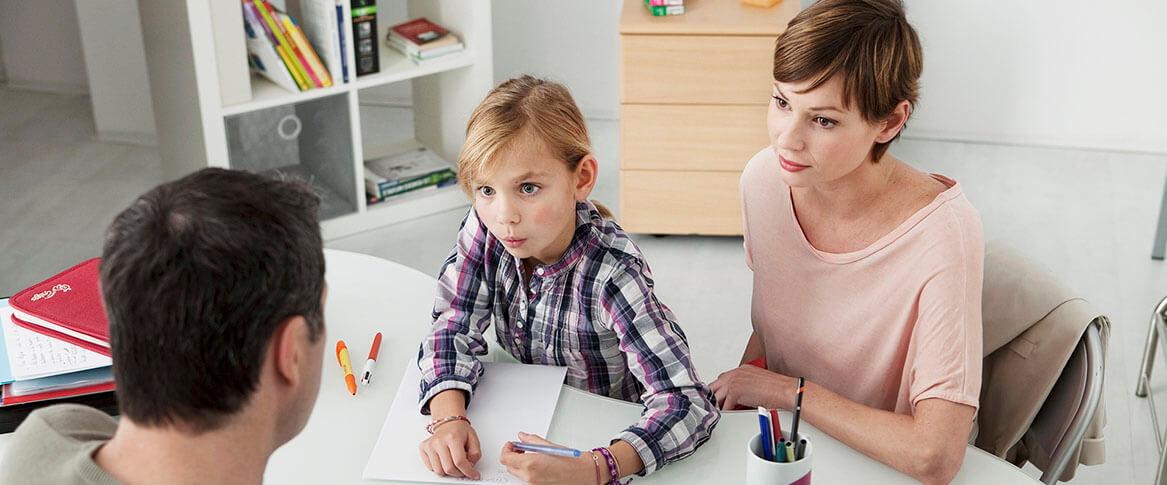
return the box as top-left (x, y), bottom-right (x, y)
top-left (611, 427), bottom-right (662, 475)
top-left (418, 375), bottom-right (474, 415)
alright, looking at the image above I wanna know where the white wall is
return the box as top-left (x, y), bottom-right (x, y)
top-left (492, 0), bottom-right (622, 120)
top-left (904, 0), bottom-right (1167, 154)
top-left (74, 0), bottom-right (156, 145)
top-left (491, 0), bottom-right (1167, 154)
top-left (0, 0), bottom-right (88, 94)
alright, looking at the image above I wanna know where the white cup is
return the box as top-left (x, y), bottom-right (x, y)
top-left (745, 432), bottom-right (813, 485)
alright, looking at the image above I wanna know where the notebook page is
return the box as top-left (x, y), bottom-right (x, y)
top-left (0, 305), bottom-right (111, 381)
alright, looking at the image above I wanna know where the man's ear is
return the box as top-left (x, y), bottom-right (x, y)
top-left (875, 100), bottom-right (912, 143)
top-left (271, 316), bottom-right (309, 386)
top-left (573, 155), bottom-right (598, 201)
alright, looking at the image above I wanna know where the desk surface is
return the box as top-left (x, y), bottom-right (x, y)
top-left (0, 250), bottom-right (1040, 484)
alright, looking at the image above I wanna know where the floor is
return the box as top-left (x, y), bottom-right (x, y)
top-left (1, 87), bottom-right (1163, 484)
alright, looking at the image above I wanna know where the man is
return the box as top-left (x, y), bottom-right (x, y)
top-left (0, 168), bottom-right (328, 484)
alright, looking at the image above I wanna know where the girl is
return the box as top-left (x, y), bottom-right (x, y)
top-left (416, 75), bottom-right (719, 485)
top-left (710, 1), bottom-right (983, 484)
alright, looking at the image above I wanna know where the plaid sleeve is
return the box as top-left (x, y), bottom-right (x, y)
top-left (416, 209), bottom-right (494, 414)
top-left (601, 258), bottom-right (721, 474)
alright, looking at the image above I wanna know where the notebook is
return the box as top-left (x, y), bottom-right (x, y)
top-left (9, 258), bottom-right (111, 356)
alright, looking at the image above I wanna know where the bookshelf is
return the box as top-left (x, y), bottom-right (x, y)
top-left (138, 0), bottom-right (492, 240)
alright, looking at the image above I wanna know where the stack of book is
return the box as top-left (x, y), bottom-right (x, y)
top-left (645, 0), bottom-right (686, 16)
top-left (385, 17), bottom-right (464, 64)
top-left (364, 147), bottom-right (458, 203)
top-left (242, 0), bottom-right (346, 93)
top-left (0, 259), bottom-right (115, 416)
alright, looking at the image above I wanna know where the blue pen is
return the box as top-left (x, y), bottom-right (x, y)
top-left (510, 442), bottom-right (582, 457)
top-left (758, 407), bottom-right (774, 461)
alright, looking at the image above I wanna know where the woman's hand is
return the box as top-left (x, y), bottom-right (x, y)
top-left (499, 432), bottom-right (598, 485)
top-left (709, 364), bottom-right (794, 410)
top-left (419, 419), bottom-right (482, 480)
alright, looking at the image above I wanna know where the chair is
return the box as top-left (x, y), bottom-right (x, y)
top-left (978, 244), bottom-right (1108, 484)
top-left (1135, 296), bottom-right (1167, 484)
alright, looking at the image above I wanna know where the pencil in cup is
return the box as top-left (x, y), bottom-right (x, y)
top-left (746, 432), bottom-right (813, 485)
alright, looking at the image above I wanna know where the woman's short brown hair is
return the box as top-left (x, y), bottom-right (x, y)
top-left (773, 0), bottom-right (922, 162)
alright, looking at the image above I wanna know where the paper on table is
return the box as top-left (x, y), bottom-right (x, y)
top-left (0, 304), bottom-right (111, 381)
top-left (363, 358), bottom-right (568, 484)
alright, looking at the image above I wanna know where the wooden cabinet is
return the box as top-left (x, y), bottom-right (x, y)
top-left (618, 0), bottom-right (798, 235)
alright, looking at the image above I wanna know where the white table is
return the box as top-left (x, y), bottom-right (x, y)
top-left (0, 250), bottom-right (1041, 484)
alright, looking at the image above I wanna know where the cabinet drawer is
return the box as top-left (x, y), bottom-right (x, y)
top-left (620, 170), bottom-right (742, 235)
top-left (621, 104), bottom-right (768, 172)
top-left (621, 35), bottom-right (775, 105)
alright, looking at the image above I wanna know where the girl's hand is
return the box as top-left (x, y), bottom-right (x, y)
top-left (419, 419), bottom-right (482, 480)
top-left (499, 432), bottom-right (598, 485)
top-left (709, 364), bottom-right (793, 410)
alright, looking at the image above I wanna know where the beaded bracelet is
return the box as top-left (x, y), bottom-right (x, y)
top-left (593, 447), bottom-right (631, 485)
top-left (425, 415), bottom-right (469, 434)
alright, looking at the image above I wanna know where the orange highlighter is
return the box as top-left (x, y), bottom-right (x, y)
top-left (336, 340), bottom-right (357, 395)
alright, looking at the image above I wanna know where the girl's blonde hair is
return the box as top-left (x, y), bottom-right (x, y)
top-left (458, 75), bottom-right (612, 218)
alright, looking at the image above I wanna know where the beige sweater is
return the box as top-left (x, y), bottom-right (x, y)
top-left (0, 404), bottom-right (121, 485)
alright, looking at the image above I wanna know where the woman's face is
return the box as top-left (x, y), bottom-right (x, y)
top-left (767, 75), bottom-right (890, 189)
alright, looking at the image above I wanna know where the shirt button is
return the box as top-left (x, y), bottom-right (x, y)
top-left (536, 267), bottom-right (545, 276)
top-left (513, 336), bottom-right (522, 344)
top-left (516, 320), bottom-right (524, 328)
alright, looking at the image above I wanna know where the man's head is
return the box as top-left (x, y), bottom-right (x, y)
top-left (100, 168), bottom-right (326, 437)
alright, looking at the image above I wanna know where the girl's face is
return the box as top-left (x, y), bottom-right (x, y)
top-left (767, 75), bottom-right (897, 189)
top-left (472, 130), bottom-right (596, 267)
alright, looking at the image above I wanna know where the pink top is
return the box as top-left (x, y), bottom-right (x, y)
top-left (741, 148), bottom-right (983, 414)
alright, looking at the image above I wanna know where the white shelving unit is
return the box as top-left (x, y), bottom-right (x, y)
top-left (138, 0), bottom-right (492, 240)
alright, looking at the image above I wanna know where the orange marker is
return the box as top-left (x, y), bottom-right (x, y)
top-left (336, 340), bottom-right (356, 395)
top-left (360, 332), bottom-right (382, 385)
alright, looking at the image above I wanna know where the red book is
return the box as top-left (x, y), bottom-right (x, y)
top-left (389, 17), bottom-right (458, 51)
top-left (9, 259), bottom-right (111, 357)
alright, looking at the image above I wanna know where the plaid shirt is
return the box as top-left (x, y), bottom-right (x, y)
top-left (417, 201), bottom-right (719, 474)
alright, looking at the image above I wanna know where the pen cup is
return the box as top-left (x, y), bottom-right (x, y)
top-left (745, 432), bottom-right (813, 485)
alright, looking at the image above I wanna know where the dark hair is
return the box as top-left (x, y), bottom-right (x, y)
top-left (100, 168), bottom-right (325, 432)
top-left (773, 0), bottom-right (922, 162)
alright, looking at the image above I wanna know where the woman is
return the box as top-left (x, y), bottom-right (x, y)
top-left (709, 1), bottom-right (983, 484)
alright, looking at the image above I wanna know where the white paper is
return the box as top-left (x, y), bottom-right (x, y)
top-left (363, 358), bottom-right (568, 484)
top-left (0, 306), bottom-right (111, 381)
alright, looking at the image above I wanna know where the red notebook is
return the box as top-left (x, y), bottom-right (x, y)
top-left (9, 259), bottom-right (111, 357)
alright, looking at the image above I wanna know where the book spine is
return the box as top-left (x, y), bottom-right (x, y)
top-left (377, 170), bottom-right (456, 199)
top-left (351, 0), bottom-right (379, 76)
top-left (284, 14), bottom-right (333, 87)
top-left (273, 11), bottom-right (324, 88)
top-left (336, 2), bottom-right (349, 82)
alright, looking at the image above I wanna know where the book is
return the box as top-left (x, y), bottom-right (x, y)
top-left (649, 0), bottom-right (684, 5)
top-left (1, 300), bottom-right (110, 383)
top-left (299, 0), bottom-right (347, 84)
top-left (387, 17), bottom-right (460, 54)
top-left (351, 0), bottom-right (379, 76)
top-left (1, 366), bottom-right (115, 407)
top-left (644, 0), bottom-right (686, 16)
top-left (8, 259), bottom-right (111, 357)
top-left (0, 387), bottom-right (117, 433)
top-left (255, 0), bottom-right (318, 89)
top-left (245, 0), bottom-right (309, 91)
top-left (264, 1), bottom-right (324, 88)
top-left (280, 13), bottom-right (333, 88)
top-left (364, 147), bottom-right (457, 200)
top-left (385, 34), bottom-right (464, 63)
top-left (243, 4), bottom-right (300, 92)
